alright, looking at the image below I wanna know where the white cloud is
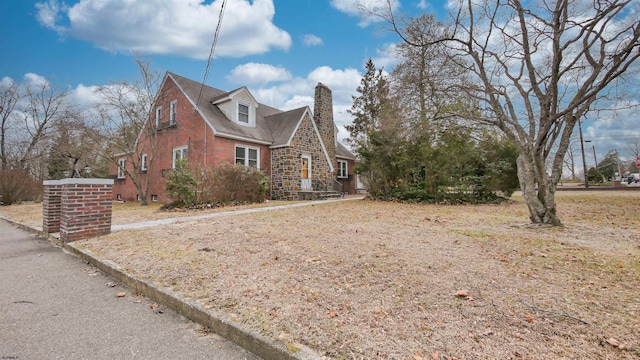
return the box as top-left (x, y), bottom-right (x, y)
top-left (1, 76), bottom-right (16, 87)
top-left (372, 43), bottom-right (399, 70)
top-left (417, 0), bottom-right (428, 9)
top-left (302, 34), bottom-right (323, 47)
top-left (248, 66), bottom-right (362, 143)
top-left (35, 0), bottom-right (291, 59)
top-left (23, 73), bottom-right (49, 88)
top-left (71, 83), bottom-right (102, 108)
top-left (330, 0), bottom-right (400, 27)
top-left (35, 0), bottom-right (65, 31)
top-left (227, 63), bottom-right (292, 85)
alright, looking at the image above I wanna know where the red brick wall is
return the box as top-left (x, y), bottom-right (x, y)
top-left (336, 157), bottom-right (356, 194)
top-left (43, 179), bottom-right (113, 242)
top-left (112, 76), bottom-right (211, 203)
top-left (42, 181), bottom-right (63, 234)
top-left (112, 75), bottom-right (273, 203)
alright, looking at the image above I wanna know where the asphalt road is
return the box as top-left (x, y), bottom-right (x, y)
top-left (0, 220), bottom-right (260, 360)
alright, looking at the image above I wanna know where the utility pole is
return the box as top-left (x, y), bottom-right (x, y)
top-left (578, 117), bottom-right (589, 188)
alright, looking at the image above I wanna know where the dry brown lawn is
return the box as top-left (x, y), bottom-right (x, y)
top-left (4, 192), bottom-right (640, 359)
top-left (0, 199), bottom-right (303, 230)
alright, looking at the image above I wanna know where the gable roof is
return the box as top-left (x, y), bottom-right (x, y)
top-left (211, 86), bottom-right (259, 107)
top-left (165, 72), bottom-right (355, 161)
top-left (266, 107), bottom-right (309, 147)
top-left (336, 142), bottom-right (356, 160)
top-left (168, 72), bottom-right (278, 144)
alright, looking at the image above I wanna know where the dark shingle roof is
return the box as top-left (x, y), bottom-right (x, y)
top-left (336, 141), bottom-right (356, 159)
top-left (168, 72), bottom-right (279, 143)
top-left (266, 107), bottom-right (308, 147)
top-left (166, 72), bottom-right (355, 159)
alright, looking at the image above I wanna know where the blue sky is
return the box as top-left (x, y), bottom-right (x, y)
top-left (1, 0), bottom-right (425, 138)
top-left (1, 0), bottom-right (639, 167)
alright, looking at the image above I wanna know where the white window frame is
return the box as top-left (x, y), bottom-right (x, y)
top-left (238, 103), bottom-right (250, 124)
top-left (234, 145), bottom-right (259, 169)
top-left (155, 106), bottom-right (162, 127)
top-left (151, 195), bottom-right (158, 202)
top-left (172, 146), bottom-right (188, 168)
top-left (337, 160), bottom-right (348, 178)
top-left (117, 158), bottom-right (126, 179)
top-left (141, 153), bottom-right (147, 171)
top-left (169, 100), bottom-right (177, 125)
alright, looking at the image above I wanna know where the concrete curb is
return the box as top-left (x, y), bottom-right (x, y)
top-left (0, 215), bottom-right (47, 240)
top-left (64, 244), bottom-right (320, 360)
top-left (0, 216), bottom-right (322, 360)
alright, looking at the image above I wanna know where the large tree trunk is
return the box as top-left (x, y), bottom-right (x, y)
top-left (517, 154), bottom-right (561, 226)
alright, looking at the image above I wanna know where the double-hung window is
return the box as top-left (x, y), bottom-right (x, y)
top-left (169, 100), bottom-right (177, 125)
top-left (117, 158), bottom-right (126, 179)
top-left (155, 107), bottom-right (162, 127)
top-left (141, 153), bottom-right (147, 171)
top-left (172, 146), bottom-right (188, 168)
top-left (337, 160), bottom-right (348, 178)
top-left (235, 146), bottom-right (259, 168)
top-left (238, 103), bottom-right (249, 124)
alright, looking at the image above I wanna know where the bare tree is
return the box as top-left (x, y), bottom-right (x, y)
top-left (0, 76), bottom-right (73, 180)
top-left (390, 14), bottom-right (474, 141)
top-left (369, 0), bottom-right (640, 225)
top-left (562, 141), bottom-right (581, 181)
top-left (626, 137), bottom-right (640, 173)
top-left (92, 57), bottom-right (161, 205)
top-left (0, 79), bottom-right (20, 170)
top-left (47, 114), bottom-right (105, 179)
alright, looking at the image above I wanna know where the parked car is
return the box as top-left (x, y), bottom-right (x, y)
top-left (628, 173), bottom-right (640, 184)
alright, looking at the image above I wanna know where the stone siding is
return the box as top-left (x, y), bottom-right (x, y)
top-left (270, 112), bottom-right (333, 200)
top-left (314, 83), bottom-right (336, 169)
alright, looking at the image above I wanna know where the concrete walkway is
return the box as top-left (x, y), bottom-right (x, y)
top-left (114, 196), bottom-right (366, 231)
top-left (0, 220), bottom-right (260, 360)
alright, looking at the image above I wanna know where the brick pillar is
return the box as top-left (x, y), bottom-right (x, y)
top-left (59, 179), bottom-right (114, 242)
top-left (43, 180), bottom-right (63, 234)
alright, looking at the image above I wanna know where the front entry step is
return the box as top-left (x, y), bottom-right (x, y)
top-left (298, 191), bottom-right (343, 200)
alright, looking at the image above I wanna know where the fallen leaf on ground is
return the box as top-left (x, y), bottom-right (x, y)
top-left (430, 351), bottom-right (439, 360)
top-left (328, 310), bottom-right (337, 318)
top-left (414, 351), bottom-right (423, 360)
top-left (606, 338), bottom-right (619, 347)
top-left (455, 290), bottom-right (469, 298)
top-left (116, 292), bottom-right (126, 297)
top-left (105, 282), bottom-right (116, 287)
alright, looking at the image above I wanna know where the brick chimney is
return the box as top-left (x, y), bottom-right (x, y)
top-left (313, 82), bottom-right (336, 170)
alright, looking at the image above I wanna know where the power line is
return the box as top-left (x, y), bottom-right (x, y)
top-left (583, 135), bottom-right (640, 141)
top-left (196, 0), bottom-right (227, 110)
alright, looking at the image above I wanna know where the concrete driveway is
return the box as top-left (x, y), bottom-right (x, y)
top-left (0, 220), bottom-right (260, 360)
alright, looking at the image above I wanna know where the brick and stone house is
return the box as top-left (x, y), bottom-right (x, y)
top-left (110, 72), bottom-right (356, 202)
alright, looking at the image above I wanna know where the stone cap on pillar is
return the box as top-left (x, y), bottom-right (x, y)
top-left (44, 178), bottom-right (114, 186)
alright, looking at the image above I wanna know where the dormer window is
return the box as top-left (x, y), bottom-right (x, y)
top-left (238, 103), bottom-right (249, 124)
top-left (211, 87), bottom-right (258, 127)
